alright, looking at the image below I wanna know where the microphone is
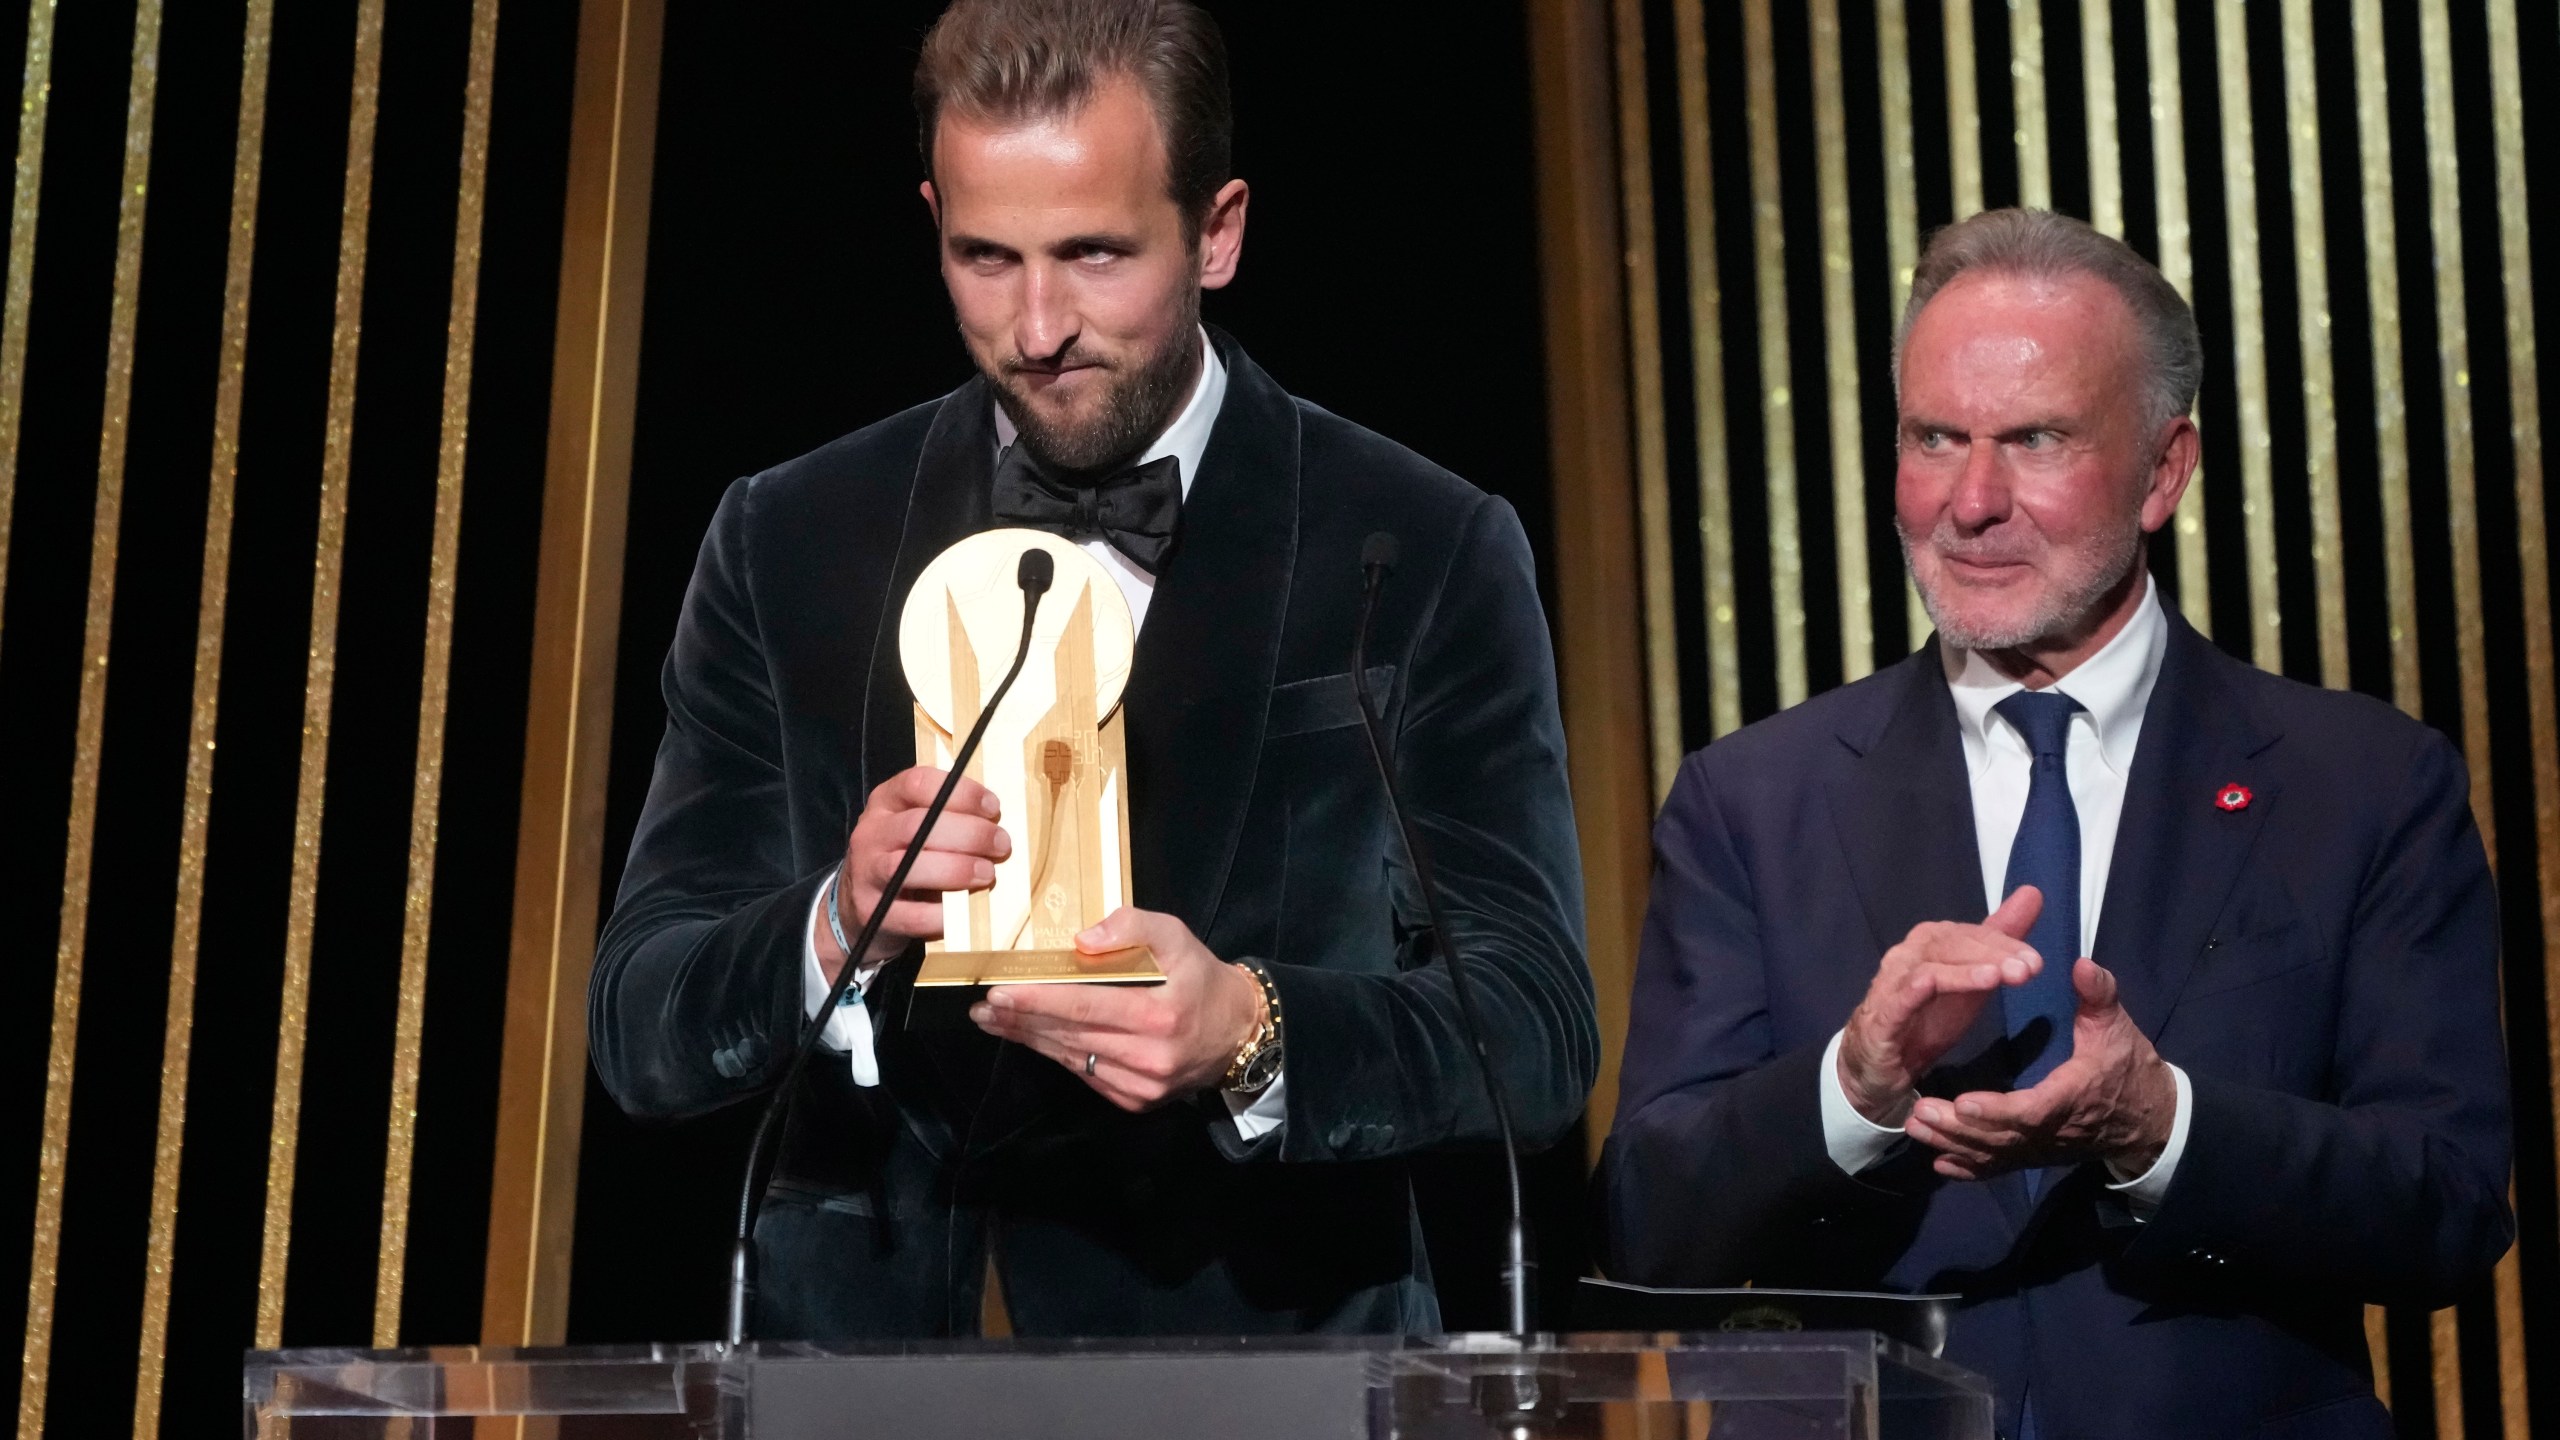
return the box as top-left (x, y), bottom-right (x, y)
top-left (1349, 530), bottom-right (1536, 1340)
top-left (725, 545), bottom-right (1054, 1346)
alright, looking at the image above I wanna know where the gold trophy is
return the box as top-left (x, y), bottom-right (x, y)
top-left (898, 529), bottom-right (1162, 1019)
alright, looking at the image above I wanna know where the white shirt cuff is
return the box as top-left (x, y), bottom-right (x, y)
top-left (803, 883), bottom-right (882, 1087)
top-left (1819, 1029), bottom-right (1909, 1175)
top-left (2101, 1063), bottom-right (2191, 1219)
top-left (1223, 1071), bottom-right (1287, 1140)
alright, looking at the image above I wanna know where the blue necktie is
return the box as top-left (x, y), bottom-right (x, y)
top-left (1994, 690), bottom-right (2084, 1090)
top-left (1995, 691), bottom-right (2082, 1440)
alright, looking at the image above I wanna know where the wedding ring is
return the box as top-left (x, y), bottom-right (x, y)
top-left (1084, 1052), bottom-right (1098, 1077)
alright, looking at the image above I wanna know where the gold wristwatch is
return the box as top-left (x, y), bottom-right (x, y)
top-left (1221, 957), bottom-right (1285, 1096)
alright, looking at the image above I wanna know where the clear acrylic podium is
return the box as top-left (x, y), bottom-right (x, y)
top-left (245, 1331), bottom-right (1993, 1437)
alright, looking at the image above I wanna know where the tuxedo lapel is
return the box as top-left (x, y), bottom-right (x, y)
top-left (856, 378), bottom-right (997, 793)
top-left (1827, 646), bottom-right (1990, 952)
top-left (2092, 612), bottom-right (2281, 1038)
top-left (1120, 331), bottom-right (1298, 934)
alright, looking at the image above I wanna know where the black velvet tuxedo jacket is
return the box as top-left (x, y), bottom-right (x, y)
top-left (1600, 610), bottom-right (2512, 1440)
top-left (592, 331), bottom-right (1596, 1339)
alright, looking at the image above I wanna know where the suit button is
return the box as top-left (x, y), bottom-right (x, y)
top-left (711, 1045), bottom-right (746, 1079)
top-left (1328, 1123), bottom-right (1357, 1149)
top-left (1366, 1124), bottom-right (1394, 1146)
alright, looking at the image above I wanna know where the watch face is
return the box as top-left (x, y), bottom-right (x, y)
top-left (1239, 1042), bottom-right (1284, 1094)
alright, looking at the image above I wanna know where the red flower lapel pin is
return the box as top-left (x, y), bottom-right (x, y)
top-left (2214, 783), bottom-right (2253, 813)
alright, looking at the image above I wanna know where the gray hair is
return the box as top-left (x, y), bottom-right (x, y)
top-left (1892, 208), bottom-right (2203, 434)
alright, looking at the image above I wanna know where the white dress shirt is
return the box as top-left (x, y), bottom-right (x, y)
top-left (1819, 575), bottom-right (2194, 1215)
top-left (800, 332), bottom-right (1287, 1138)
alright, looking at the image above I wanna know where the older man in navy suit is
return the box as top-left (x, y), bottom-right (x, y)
top-left (1599, 209), bottom-right (2512, 1440)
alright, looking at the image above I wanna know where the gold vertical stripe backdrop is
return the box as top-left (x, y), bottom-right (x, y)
top-left (2416, 2), bottom-right (2501, 1434)
top-left (375, 0), bottom-right (504, 1347)
top-left (1740, 0), bottom-right (1807, 707)
top-left (1672, 0), bottom-right (1740, 739)
top-left (132, 2), bottom-right (273, 1433)
top-left (1811, 0), bottom-right (1870, 683)
top-left (1609, 0), bottom-right (1683, 802)
top-left (1633, 2), bottom-right (2555, 1431)
top-left (19, 5), bottom-right (160, 1424)
top-left (2211, 1), bottom-right (2281, 671)
top-left (2277, 0), bottom-right (2347, 692)
top-left (1879, 0), bottom-right (1931, 655)
top-left (18, 8), bottom-right (159, 1439)
top-left (2144, 0), bottom-right (2210, 631)
top-left (258, 0), bottom-right (387, 1350)
top-left (2484, 4), bottom-right (2549, 1437)
top-left (2349, 0), bottom-right (2421, 719)
top-left (0, 0), bottom-right (54, 666)
top-left (2082, 0), bottom-right (2123, 237)
top-left (21, 0), bottom-right (160, 1421)
top-left (1944, 0), bottom-right (1984, 217)
top-left (2011, 0), bottom-right (2051, 210)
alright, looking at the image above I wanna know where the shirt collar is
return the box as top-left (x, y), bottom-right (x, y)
top-left (1943, 572), bottom-right (2167, 776)
top-left (990, 325), bottom-right (1226, 504)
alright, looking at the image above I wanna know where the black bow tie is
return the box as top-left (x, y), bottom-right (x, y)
top-left (989, 444), bottom-right (1183, 575)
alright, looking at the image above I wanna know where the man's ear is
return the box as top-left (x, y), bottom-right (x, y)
top-left (1197, 178), bottom-right (1249, 291)
top-left (921, 179), bottom-right (941, 231)
top-left (2139, 414), bottom-right (2201, 534)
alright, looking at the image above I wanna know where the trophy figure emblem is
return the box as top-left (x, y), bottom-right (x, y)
top-left (898, 528), bottom-right (1163, 1013)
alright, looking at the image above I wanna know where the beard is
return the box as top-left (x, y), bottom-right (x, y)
top-left (986, 293), bottom-right (1203, 475)
top-left (1901, 502), bottom-right (2144, 653)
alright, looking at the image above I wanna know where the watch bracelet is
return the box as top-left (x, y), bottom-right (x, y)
top-left (1221, 957), bottom-right (1284, 1091)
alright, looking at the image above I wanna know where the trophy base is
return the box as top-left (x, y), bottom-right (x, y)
top-left (905, 945), bottom-right (1163, 1028)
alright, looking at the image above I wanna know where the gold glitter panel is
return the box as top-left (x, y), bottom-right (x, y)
top-left (2212, 0), bottom-right (2281, 671)
top-left (2349, 0), bottom-right (2418, 717)
top-left (2416, 0), bottom-right (2493, 858)
top-left (1877, 0), bottom-right (1931, 655)
top-left (1609, 0), bottom-right (1681, 801)
top-left (1810, 0), bottom-right (1869, 683)
top-left (1742, 0), bottom-right (1805, 708)
top-left (2144, 0), bottom-right (2209, 632)
top-left (1944, 0), bottom-right (1984, 218)
top-left (260, 0), bottom-right (387, 1351)
top-left (2484, 0), bottom-right (2552, 1421)
top-left (2009, 0), bottom-right (2050, 210)
top-left (132, 5), bottom-right (272, 1434)
top-left (22, 6), bottom-right (161, 1438)
top-left (2278, 0), bottom-right (2346, 691)
top-left (2080, 0), bottom-right (2122, 237)
top-left (1673, 0), bottom-right (1739, 738)
top-left (376, 0), bottom-right (505, 1348)
top-left (0, 0), bottom-right (55, 668)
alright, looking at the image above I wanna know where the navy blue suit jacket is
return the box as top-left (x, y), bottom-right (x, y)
top-left (1599, 610), bottom-right (2512, 1440)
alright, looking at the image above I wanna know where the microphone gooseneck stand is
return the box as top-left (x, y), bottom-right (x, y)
top-left (724, 548), bottom-right (1055, 1347)
top-left (1348, 530), bottom-right (1537, 1342)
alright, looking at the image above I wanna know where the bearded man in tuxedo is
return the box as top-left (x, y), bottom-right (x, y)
top-left (590, 0), bottom-right (1596, 1339)
top-left (1601, 208), bottom-right (2511, 1439)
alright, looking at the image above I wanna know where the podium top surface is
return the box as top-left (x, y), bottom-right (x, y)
top-left (247, 1330), bottom-right (1994, 1435)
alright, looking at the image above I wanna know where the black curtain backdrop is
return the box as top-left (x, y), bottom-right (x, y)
top-left (567, 2), bottom-right (1573, 1343)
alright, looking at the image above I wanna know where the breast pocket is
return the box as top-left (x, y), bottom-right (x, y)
top-left (2185, 901), bottom-right (2323, 1003)
top-left (1264, 665), bottom-right (1398, 739)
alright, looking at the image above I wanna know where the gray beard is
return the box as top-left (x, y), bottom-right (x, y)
top-left (989, 299), bottom-right (1202, 475)
top-left (1902, 514), bottom-right (2143, 653)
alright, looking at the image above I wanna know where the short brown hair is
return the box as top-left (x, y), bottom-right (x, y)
top-left (915, 0), bottom-right (1233, 243)
top-left (1895, 208), bottom-right (2204, 433)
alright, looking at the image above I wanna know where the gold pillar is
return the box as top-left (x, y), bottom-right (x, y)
top-left (1528, 0), bottom-right (1652, 1160)
top-left (482, 0), bottom-right (664, 1348)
